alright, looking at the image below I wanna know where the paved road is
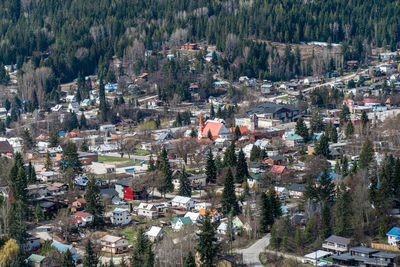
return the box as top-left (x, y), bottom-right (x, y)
top-left (237, 234), bottom-right (271, 266)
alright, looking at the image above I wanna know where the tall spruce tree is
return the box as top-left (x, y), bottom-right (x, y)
top-left (335, 184), bottom-right (352, 237)
top-left (235, 149), bottom-right (248, 183)
top-left (62, 250), bottom-right (75, 267)
top-left (14, 167), bottom-right (27, 202)
top-left (132, 228), bottom-right (152, 267)
top-left (205, 150), bottom-right (216, 183)
top-left (210, 104), bottom-right (215, 119)
top-left (314, 134), bottom-right (330, 159)
top-left (260, 192), bottom-right (274, 233)
top-left (8, 200), bottom-right (27, 244)
top-left (158, 147), bottom-right (173, 197)
top-left (359, 138), bottom-right (374, 169)
top-left (99, 79), bottom-right (108, 122)
top-left (184, 251), bottom-right (196, 267)
top-left (178, 170), bottom-right (192, 197)
top-left (60, 142), bottom-right (82, 175)
top-left (27, 161), bottom-right (36, 184)
top-left (340, 104), bottom-right (350, 125)
top-left (295, 117), bottom-right (309, 142)
top-left (49, 127), bottom-right (59, 147)
top-left (310, 110), bottom-right (324, 133)
top-left (345, 121), bottom-right (354, 138)
top-left (221, 168), bottom-right (240, 216)
top-left (361, 110), bottom-right (369, 134)
top-left (83, 239), bottom-right (97, 267)
top-left (85, 178), bottom-right (104, 226)
top-left (320, 201), bottom-right (332, 239)
top-left (197, 214), bottom-right (219, 267)
top-left (224, 141), bottom-right (237, 167)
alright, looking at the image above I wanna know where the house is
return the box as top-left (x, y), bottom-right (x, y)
top-left (74, 176), bottom-right (89, 187)
top-left (322, 235), bottom-right (351, 254)
top-left (115, 177), bottom-right (147, 200)
top-left (22, 235), bottom-right (41, 251)
top-left (137, 203), bottom-right (158, 219)
top-left (66, 95), bottom-right (76, 103)
top-left (68, 102), bottom-right (80, 113)
top-left (199, 208), bottom-right (221, 222)
top-left (100, 124), bottom-right (116, 132)
top-left (172, 217), bottom-right (193, 230)
top-left (198, 118), bottom-right (233, 140)
top-left (274, 186), bottom-right (289, 199)
top-left (284, 133), bottom-right (304, 147)
top-left (37, 171), bottom-right (60, 183)
top-left (26, 254), bottom-right (48, 267)
top-left (100, 235), bottom-right (129, 254)
top-left (194, 202), bottom-right (212, 211)
top-left (216, 255), bottom-right (238, 267)
top-left (184, 212), bottom-right (202, 223)
top-left (302, 250), bottom-right (332, 265)
top-left (247, 174), bottom-right (262, 188)
top-left (111, 208), bottom-right (131, 225)
top-left (264, 155), bottom-right (286, 165)
top-left (51, 241), bottom-right (78, 255)
top-left (72, 211), bottom-right (94, 227)
top-left (146, 226), bottom-right (165, 242)
top-left (332, 246), bottom-right (399, 267)
top-left (261, 84), bottom-right (275, 94)
top-left (288, 183), bottom-right (306, 198)
top-left (72, 198), bottom-right (86, 212)
top-left (27, 184), bottom-right (50, 200)
top-left (171, 196), bottom-right (195, 210)
top-left (0, 140), bottom-right (13, 155)
top-left (217, 222), bottom-right (239, 235)
top-left (387, 227), bottom-right (400, 246)
top-left (246, 103), bottom-right (299, 122)
top-left (233, 215), bottom-right (253, 233)
top-left (269, 165), bottom-right (288, 176)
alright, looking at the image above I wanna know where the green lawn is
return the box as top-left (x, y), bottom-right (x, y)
top-left (135, 149), bottom-right (150, 156)
top-left (98, 155), bottom-right (135, 164)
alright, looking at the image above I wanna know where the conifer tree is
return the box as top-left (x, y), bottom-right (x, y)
top-left (132, 228), bottom-right (151, 267)
top-left (341, 156), bottom-right (348, 177)
top-left (250, 145), bottom-right (261, 161)
top-left (83, 239), bottom-right (97, 267)
top-left (207, 129), bottom-right (213, 140)
top-left (34, 203), bottom-right (43, 222)
top-left (62, 250), bottom-right (75, 267)
top-left (329, 124), bottom-right (338, 143)
top-left (60, 142), bottom-right (82, 175)
top-left (210, 104), bottom-right (215, 119)
top-left (147, 156), bottom-right (156, 172)
top-left (158, 147), bottom-right (173, 197)
top-left (224, 141), bottom-right (237, 167)
top-left (27, 161), bottom-right (36, 184)
top-left (190, 128), bottom-right (197, 138)
top-left (197, 214), bottom-right (219, 267)
top-left (80, 113), bottom-right (87, 129)
top-left (361, 110), bottom-right (369, 134)
top-left (14, 167), bottom-right (27, 202)
top-left (184, 251), bottom-right (196, 267)
top-left (205, 150), bottom-right (216, 183)
top-left (178, 170), bottom-right (192, 197)
top-left (144, 243), bottom-right (154, 267)
top-left (45, 152), bottom-right (53, 170)
top-left (310, 110), bottom-right (324, 133)
top-left (320, 202), bottom-right (332, 239)
top-left (345, 121), bottom-right (354, 138)
top-left (340, 104), bottom-right (350, 125)
top-left (235, 149), bottom-right (248, 183)
top-left (260, 192), bottom-right (274, 233)
top-left (295, 117), bottom-right (308, 141)
top-left (314, 134), bottom-right (330, 159)
top-left (335, 184), bottom-right (352, 237)
top-left (49, 127), bottom-right (59, 147)
top-left (270, 224), bottom-right (279, 249)
top-left (80, 139), bottom-right (89, 152)
top-left (8, 200), bottom-right (27, 244)
top-left (234, 125), bottom-right (241, 139)
top-left (99, 79), bottom-right (108, 122)
top-left (85, 177), bottom-right (105, 226)
top-left (269, 188), bottom-right (282, 218)
top-left (221, 168), bottom-right (240, 216)
top-left (359, 138), bottom-right (374, 169)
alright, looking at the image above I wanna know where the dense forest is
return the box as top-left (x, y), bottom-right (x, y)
top-left (0, 0), bottom-right (399, 82)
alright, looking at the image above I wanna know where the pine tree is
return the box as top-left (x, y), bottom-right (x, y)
top-left (45, 152), bottom-right (52, 170)
top-left (320, 202), bottom-right (332, 239)
top-left (318, 170), bottom-right (335, 203)
top-left (190, 128), bottom-right (197, 138)
top-left (14, 167), bottom-right (27, 202)
top-left (224, 141), bottom-right (237, 167)
top-left (361, 110), bottom-right (369, 134)
top-left (310, 110), bottom-right (324, 133)
top-left (144, 243), bottom-right (154, 267)
top-left (85, 177), bottom-right (104, 226)
top-left (197, 214), bottom-right (219, 267)
top-left (269, 188), bottom-right (282, 218)
top-left (234, 126), bottom-right (241, 139)
top-left (60, 142), bottom-right (82, 175)
top-left (83, 239), bottom-right (97, 267)
top-left (250, 145), bottom-right (261, 161)
top-left (147, 156), bottom-right (156, 172)
top-left (221, 168), bottom-right (240, 216)
top-left (23, 128), bottom-right (34, 151)
top-left (295, 228), bottom-right (302, 249)
top-left (178, 171), bottom-right (192, 197)
top-left (314, 134), bottom-right (330, 159)
top-left (205, 150), bottom-right (216, 183)
top-left (80, 113), bottom-right (87, 129)
top-left (99, 79), bottom-right (108, 122)
top-left (340, 104), bottom-right (350, 125)
top-left (260, 192), bottom-right (274, 233)
top-left (235, 149), bottom-right (248, 183)
top-left (32, 90), bottom-right (39, 110)
top-left (210, 104), bottom-right (215, 119)
top-left (8, 200), bottom-right (27, 244)
top-left (270, 224), bottom-right (279, 249)
top-left (345, 121), bottom-right (354, 138)
top-left (335, 184), bottom-right (352, 237)
top-left (27, 161), bottom-right (36, 184)
top-left (215, 155), bottom-right (223, 174)
top-left (49, 127), bottom-right (59, 147)
top-left (295, 117), bottom-right (308, 141)
top-left (207, 129), bottom-right (213, 140)
top-left (132, 228), bottom-right (151, 267)
top-left (359, 138), bottom-right (374, 169)
top-left (184, 251), bottom-right (196, 267)
top-left (341, 156), bottom-right (348, 177)
top-left (282, 218), bottom-right (289, 250)
top-left (329, 124), bottom-right (338, 143)
top-left (80, 140), bottom-right (89, 152)
top-left (62, 250), bottom-right (75, 267)
top-left (158, 147), bottom-right (173, 197)
top-left (34, 203), bottom-right (43, 222)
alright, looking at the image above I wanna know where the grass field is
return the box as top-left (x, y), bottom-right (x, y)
top-left (98, 155), bottom-right (135, 165)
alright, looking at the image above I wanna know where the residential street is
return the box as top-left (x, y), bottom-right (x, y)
top-left (236, 234), bottom-right (270, 266)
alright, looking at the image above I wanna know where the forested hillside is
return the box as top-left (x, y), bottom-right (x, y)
top-left (1, 0), bottom-right (399, 81)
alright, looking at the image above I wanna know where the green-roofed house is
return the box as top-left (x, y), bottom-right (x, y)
top-left (284, 133), bottom-right (304, 147)
top-left (172, 217), bottom-right (193, 231)
top-left (26, 254), bottom-right (47, 267)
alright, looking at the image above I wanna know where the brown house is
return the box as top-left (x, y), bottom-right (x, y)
top-left (72, 198), bottom-right (86, 212)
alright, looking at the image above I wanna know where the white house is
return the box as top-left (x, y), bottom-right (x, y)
top-left (171, 196), bottom-right (195, 210)
top-left (68, 102), bottom-right (80, 113)
top-left (22, 235), bottom-right (41, 251)
top-left (100, 124), bottom-right (116, 132)
top-left (172, 217), bottom-right (193, 231)
top-left (184, 212), bottom-right (202, 224)
top-left (100, 235), bottom-right (129, 254)
top-left (137, 203), bottom-right (158, 219)
top-left (146, 226), bottom-right (165, 242)
top-left (387, 227), bottom-right (400, 246)
top-left (72, 211), bottom-right (94, 227)
top-left (66, 95), bottom-right (77, 103)
top-left (111, 208), bottom-right (131, 226)
top-left (217, 222), bottom-right (239, 235)
top-left (194, 202), bottom-right (212, 211)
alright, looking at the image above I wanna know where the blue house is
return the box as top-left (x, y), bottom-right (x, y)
top-left (387, 227), bottom-right (400, 246)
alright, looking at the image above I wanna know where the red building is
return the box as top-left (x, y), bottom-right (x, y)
top-left (115, 178), bottom-right (147, 200)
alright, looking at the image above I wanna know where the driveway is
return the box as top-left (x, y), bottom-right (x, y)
top-left (236, 234), bottom-right (270, 266)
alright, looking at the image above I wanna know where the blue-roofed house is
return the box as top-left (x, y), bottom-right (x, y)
top-left (316, 172), bottom-right (342, 183)
top-left (58, 131), bottom-right (66, 138)
top-left (25, 254), bottom-right (47, 267)
top-left (51, 241), bottom-right (76, 253)
top-left (387, 227), bottom-right (400, 246)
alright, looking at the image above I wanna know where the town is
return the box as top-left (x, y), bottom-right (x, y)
top-left (2, 22), bottom-right (400, 267)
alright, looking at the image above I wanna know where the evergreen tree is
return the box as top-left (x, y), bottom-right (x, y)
top-left (340, 104), bottom-right (350, 125)
top-left (23, 128), bottom-right (34, 151)
top-left (295, 228), bottom-right (302, 249)
top-left (32, 90), bottom-right (39, 110)
top-left (99, 79), bottom-right (108, 122)
top-left (314, 134), bottom-right (330, 159)
top-left (147, 156), bottom-right (156, 172)
top-left (207, 129), bottom-right (213, 140)
top-left (197, 214), bottom-right (219, 267)
top-left (345, 121), bottom-right (354, 138)
top-left (8, 200), bottom-right (27, 244)
top-left (221, 168), bottom-right (240, 216)
top-left (14, 167), bottom-right (27, 202)
top-left (234, 126), bottom-right (241, 139)
top-left (341, 156), bottom-right (349, 177)
top-left (329, 124), bottom-right (338, 143)
top-left (45, 152), bottom-right (52, 170)
top-left (60, 142), bottom-right (82, 175)
top-left (27, 161), bottom-right (36, 184)
top-left (270, 224), bottom-right (279, 249)
top-left (178, 171), bottom-right (192, 197)
top-left (85, 177), bottom-right (105, 226)
top-left (224, 141), bottom-right (237, 167)
top-left (320, 202), bottom-right (332, 239)
top-left (210, 105), bottom-right (215, 119)
top-left (62, 250), bottom-right (75, 267)
top-left (295, 117), bottom-right (308, 141)
top-left (250, 145), bottom-right (261, 161)
top-left (184, 251), bottom-right (196, 267)
top-left (80, 113), bottom-right (87, 129)
top-left (205, 150), bottom-right (216, 183)
top-left (158, 147), bottom-right (173, 197)
top-left (235, 149), bottom-right (248, 183)
top-left (132, 228), bottom-right (151, 267)
top-left (359, 138), bottom-right (374, 169)
top-left (49, 127), bottom-right (59, 147)
top-left (310, 110), bottom-right (324, 133)
top-left (361, 110), bottom-right (369, 134)
top-left (318, 170), bottom-right (335, 203)
top-left (190, 128), bottom-right (197, 138)
top-left (83, 239), bottom-right (97, 267)
top-left (34, 203), bottom-right (43, 222)
top-left (335, 184), bottom-right (352, 237)
top-left (144, 243), bottom-right (154, 267)
top-left (215, 155), bottom-right (223, 174)
top-left (269, 188), bottom-right (282, 218)
top-left (260, 192), bottom-right (274, 233)
top-left (80, 139), bottom-right (89, 152)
